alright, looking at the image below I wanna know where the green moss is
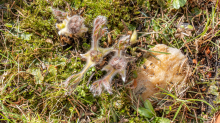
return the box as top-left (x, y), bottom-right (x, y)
top-left (19, 2), bottom-right (56, 38)
top-left (71, 0), bottom-right (141, 33)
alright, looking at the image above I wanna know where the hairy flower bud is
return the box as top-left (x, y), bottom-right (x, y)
top-left (93, 16), bottom-right (107, 27)
top-left (92, 16), bottom-right (108, 42)
top-left (57, 15), bottom-right (88, 36)
top-left (90, 77), bottom-right (112, 96)
top-left (118, 35), bottom-right (130, 50)
top-left (67, 15), bottom-right (84, 34)
top-left (109, 56), bottom-right (127, 70)
top-left (90, 80), bottom-right (103, 96)
top-left (90, 50), bottom-right (103, 63)
top-left (51, 8), bottom-right (67, 21)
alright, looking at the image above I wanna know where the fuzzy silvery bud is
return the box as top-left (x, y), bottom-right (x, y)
top-left (92, 16), bottom-right (108, 42)
top-left (93, 16), bottom-right (107, 28)
top-left (109, 56), bottom-right (127, 70)
top-left (90, 80), bottom-right (103, 96)
top-left (51, 8), bottom-right (67, 21)
top-left (67, 15), bottom-right (84, 34)
top-left (57, 15), bottom-right (88, 36)
top-left (90, 77), bottom-right (112, 96)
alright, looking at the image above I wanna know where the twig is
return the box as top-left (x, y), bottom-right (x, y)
top-left (68, 98), bottom-right (80, 117)
top-left (87, 72), bottom-right (95, 86)
top-left (193, 109), bottom-right (198, 123)
top-left (215, 40), bottom-right (219, 87)
top-left (121, 19), bottom-right (129, 34)
top-left (139, 31), bottom-right (161, 38)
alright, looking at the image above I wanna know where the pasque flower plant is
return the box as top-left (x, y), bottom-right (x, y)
top-left (63, 16), bottom-right (114, 88)
top-left (90, 35), bottom-right (130, 96)
top-left (53, 10), bottom-right (137, 96)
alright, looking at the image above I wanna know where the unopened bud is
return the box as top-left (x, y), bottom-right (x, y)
top-left (57, 15), bottom-right (88, 36)
top-left (130, 30), bottom-right (137, 45)
top-left (51, 8), bottom-right (67, 21)
top-left (109, 57), bottom-right (127, 70)
top-left (90, 80), bottom-right (102, 96)
top-left (67, 15), bottom-right (84, 34)
top-left (107, 33), bottom-right (112, 45)
top-left (93, 16), bottom-right (107, 27)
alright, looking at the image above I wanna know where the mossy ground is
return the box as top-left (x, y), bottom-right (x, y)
top-left (0, 0), bottom-right (220, 122)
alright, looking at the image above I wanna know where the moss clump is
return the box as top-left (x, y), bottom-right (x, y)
top-left (19, 1), bottom-right (57, 38)
top-left (68, 0), bottom-right (141, 33)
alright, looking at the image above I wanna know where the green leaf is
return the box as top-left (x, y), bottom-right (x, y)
top-left (191, 7), bottom-right (202, 15)
top-left (157, 0), bottom-right (165, 8)
top-left (208, 84), bottom-right (219, 96)
top-left (157, 117), bottom-right (171, 123)
top-left (214, 96), bottom-right (220, 104)
top-left (186, 99), bottom-right (215, 110)
top-left (5, 23), bottom-right (12, 28)
top-left (0, 113), bottom-right (12, 123)
top-left (173, 0), bottom-right (187, 9)
top-left (48, 65), bottom-right (57, 76)
top-left (180, 25), bottom-right (184, 28)
top-left (187, 25), bottom-right (194, 30)
top-left (138, 107), bottom-right (154, 118)
top-left (147, 50), bottom-right (171, 54)
top-left (82, 43), bottom-right (91, 50)
top-left (59, 58), bottom-right (67, 68)
top-left (136, 47), bottom-right (171, 54)
top-left (152, 20), bottom-right (159, 32)
top-left (172, 102), bottom-right (183, 121)
top-left (132, 70), bottom-right (138, 79)
top-left (149, 52), bottom-right (161, 61)
top-left (146, 0), bottom-right (151, 11)
top-left (18, 33), bottom-right (32, 41)
top-left (27, 68), bottom-right (44, 84)
top-left (144, 99), bottom-right (156, 115)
